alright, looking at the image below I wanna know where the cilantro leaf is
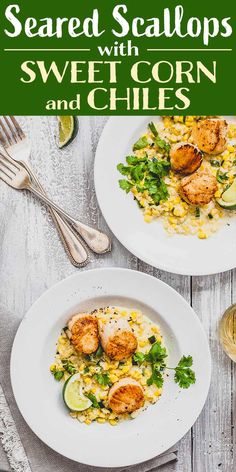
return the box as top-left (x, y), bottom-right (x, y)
top-left (145, 342), bottom-right (167, 364)
top-left (147, 159), bottom-right (170, 177)
top-left (94, 372), bottom-right (111, 386)
top-left (126, 155), bottom-right (139, 165)
top-left (119, 179), bottom-right (133, 193)
top-left (53, 370), bottom-right (64, 381)
top-left (132, 352), bottom-right (146, 365)
top-left (147, 368), bottom-right (164, 388)
top-left (86, 393), bottom-right (99, 408)
top-left (130, 163), bottom-right (145, 182)
top-left (133, 136), bottom-right (148, 151)
top-left (117, 163), bottom-right (132, 176)
top-left (177, 355), bottom-right (193, 368)
top-left (174, 356), bottom-right (196, 389)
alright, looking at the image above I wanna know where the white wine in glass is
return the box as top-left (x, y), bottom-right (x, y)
top-left (219, 304), bottom-right (236, 362)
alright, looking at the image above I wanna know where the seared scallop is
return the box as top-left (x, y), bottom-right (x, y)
top-left (108, 378), bottom-right (144, 414)
top-left (192, 119), bottom-right (227, 155)
top-left (68, 313), bottom-right (99, 355)
top-left (170, 142), bottom-right (202, 175)
top-left (180, 168), bottom-right (217, 206)
top-left (99, 317), bottom-right (137, 361)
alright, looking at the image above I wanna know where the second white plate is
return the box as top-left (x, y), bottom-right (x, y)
top-left (11, 268), bottom-right (211, 467)
top-left (94, 116), bottom-right (236, 275)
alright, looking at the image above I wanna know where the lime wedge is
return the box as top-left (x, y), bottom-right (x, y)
top-left (58, 116), bottom-right (79, 149)
top-left (217, 178), bottom-right (236, 210)
top-left (63, 373), bottom-right (92, 411)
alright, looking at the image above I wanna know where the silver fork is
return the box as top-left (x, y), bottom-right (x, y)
top-left (0, 117), bottom-right (111, 255)
top-left (0, 116), bottom-right (89, 267)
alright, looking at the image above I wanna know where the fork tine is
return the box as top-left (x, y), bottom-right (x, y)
top-left (0, 150), bottom-right (21, 170)
top-left (0, 164), bottom-right (14, 181)
top-left (9, 116), bottom-right (25, 139)
top-left (0, 169), bottom-right (13, 186)
top-left (4, 116), bottom-right (19, 142)
top-left (0, 127), bottom-right (8, 147)
top-left (0, 156), bottom-right (17, 175)
top-left (0, 118), bottom-right (15, 145)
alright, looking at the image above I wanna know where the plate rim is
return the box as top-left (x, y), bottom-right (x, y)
top-left (94, 116), bottom-right (236, 276)
top-left (10, 267), bottom-right (212, 467)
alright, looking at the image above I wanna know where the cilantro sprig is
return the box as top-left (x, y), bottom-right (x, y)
top-left (133, 342), bottom-right (196, 390)
top-left (118, 155), bottom-right (170, 205)
top-left (173, 356), bottom-right (196, 389)
top-left (118, 124), bottom-right (171, 206)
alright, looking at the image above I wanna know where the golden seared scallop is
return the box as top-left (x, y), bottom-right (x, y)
top-left (170, 143), bottom-right (202, 175)
top-left (99, 317), bottom-right (137, 361)
top-left (192, 119), bottom-right (227, 155)
top-left (68, 314), bottom-right (99, 355)
top-left (108, 378), bottom-right (144, 414)
top-left (180, 168), bottom-right (217, 206)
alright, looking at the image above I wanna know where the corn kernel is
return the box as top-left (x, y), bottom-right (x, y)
top-left (84, 377), bottom-right (91, 385)
top-left (227, 145), bottom-right (235, 153)
top-left (198, 230), bottom-right (207, 239)
top-left (214, 190), bottom-right (221, 198)
top-left (222, 161), bottom-right (230, 169)
top-left (139, 341), bottom-right (147, 348)
top-left (144, 215), bottom-right (152, 223)
top-left (151, 326), bottom-right (160, 334)
top-left (110, 374), bottom-right (119, 383)
top-left (163, 118), bottom-right (172, 128)
top-left (97, 418), bottom-right (106, 424)
top-left (145, 207), bottom-right (152, 216)
top-left (85, 419), bottom-right (92, 425)
top-left (109, 420), bottom-right (118, 426)
top-left (211, 208), bottom-right (219, 216)
top-left (130, 311), bottom-right (137, 321)
top-left (168, 216), bottom-right (177, 224)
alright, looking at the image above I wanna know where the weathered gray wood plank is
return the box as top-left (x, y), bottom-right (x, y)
top-left (192, 273), bottom-right (233, 472)
top-left (232, 269), bottom-right (236, 472)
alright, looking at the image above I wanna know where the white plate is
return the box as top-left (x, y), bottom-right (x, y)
top-left (11, 268), bottom-right (211, 468)
top-left (94, 116), bottom-right (236, 275)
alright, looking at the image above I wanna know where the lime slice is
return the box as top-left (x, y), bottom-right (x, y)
top-left (217, 178), bottom-right (236, 210)
top-left (63, 373), bottom-right (92, 411)
top-left (58, 116), bottom-right (79, 149)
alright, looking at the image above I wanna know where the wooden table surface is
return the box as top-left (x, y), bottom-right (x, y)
top-left (0, 116), bottom-right (235, 472)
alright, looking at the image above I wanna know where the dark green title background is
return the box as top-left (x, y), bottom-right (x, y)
top-left (0, 0), bottom-right (235, 115)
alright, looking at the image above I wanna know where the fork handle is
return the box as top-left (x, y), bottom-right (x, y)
top-left (28, 185), bottom-right (111, 254)
top-left (21, 162), bottom-right (89, 267)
